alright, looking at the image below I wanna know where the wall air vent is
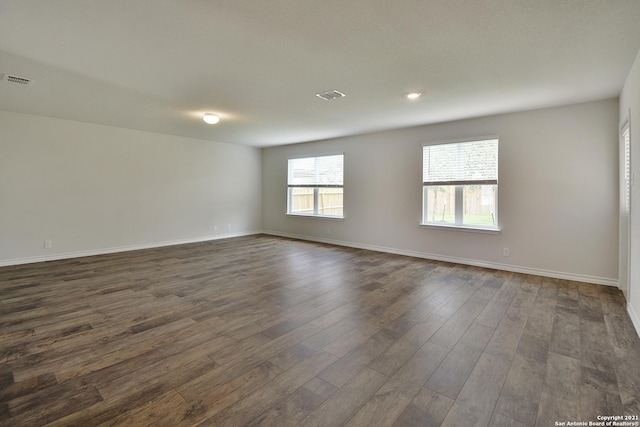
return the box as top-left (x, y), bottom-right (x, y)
top-left (316, 90), bottom-right (345, 101)
top-left (2, 74), bottom-right (34, 86)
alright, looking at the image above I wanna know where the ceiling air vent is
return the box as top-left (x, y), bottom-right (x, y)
top-left (316, 90), bottom-right (345, 101)
top-left (2, 74), bottom-right (34, 86)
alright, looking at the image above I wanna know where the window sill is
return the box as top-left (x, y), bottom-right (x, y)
top-left (286, 213), bottom-right (345, 220)
top-left (420, 223), bottom-right (501, 234)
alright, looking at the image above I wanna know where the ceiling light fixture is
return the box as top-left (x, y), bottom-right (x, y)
top-left (406, 92), bottom-right (421, 99)
top-left (203, 113), bottom-right (220, 124)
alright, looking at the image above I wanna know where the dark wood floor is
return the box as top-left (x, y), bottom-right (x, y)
top-left (1, 235), bottom-right (639, 426)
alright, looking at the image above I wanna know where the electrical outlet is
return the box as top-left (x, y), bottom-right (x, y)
top-left (503, 248), bottom-right (510, 257)
top-left (226, 224), bottom-right (231, 231)
top-left (44, 240), bottom-right (53, 249)
top-left (213, 225), bottom-right (217, 232)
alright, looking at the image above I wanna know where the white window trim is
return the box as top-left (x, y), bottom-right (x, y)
top-left (621, 119), bottom-right (631, 213)
top-left (286, 153), bottom-right (344, 219)
top-left (421, 136), bottom-right (500, 232)
top-left (285, 212), bottom-right (345, 220)
top-left (419, 223), bottom-right (501, 234)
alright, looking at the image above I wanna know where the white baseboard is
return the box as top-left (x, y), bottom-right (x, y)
top-left (628, 303), bottom-right (640, 338)
top-left (264, 230), bottom-right (619, 287)
top-left (2, 230), bottom-right (620, 289)
top-left (0, 231), bottom-right (262, 267)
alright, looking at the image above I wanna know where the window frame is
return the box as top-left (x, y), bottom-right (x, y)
top-left (622, 120), bottom-right (631, 213)
top-left (421, 137), bottom-right (500, 232)
top-left (286, 153), bottom-right (344, 219)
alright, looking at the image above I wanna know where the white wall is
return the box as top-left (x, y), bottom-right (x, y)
top-left (620, 48), bottom-right (640, 333)
top-left (0, 110), bottom-right (262, 265)
top-left (263, 99), bottom-right (619, 286)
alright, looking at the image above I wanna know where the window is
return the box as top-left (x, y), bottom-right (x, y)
top-left (287, 154), bottom-right (344, 218)
top-left (622, 122), bottom-right (631, 213)
top-left (422, 138), bottom-right (499, 230)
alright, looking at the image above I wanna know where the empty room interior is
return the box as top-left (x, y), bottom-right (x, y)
top-left (2, 1), bottom-right (640, 426)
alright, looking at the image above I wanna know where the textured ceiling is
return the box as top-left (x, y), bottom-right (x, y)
top-left (1, 0), bottom-right (639, 147)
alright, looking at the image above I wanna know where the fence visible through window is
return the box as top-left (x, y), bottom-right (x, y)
top-left (289, 188), bottom-right (343, 216)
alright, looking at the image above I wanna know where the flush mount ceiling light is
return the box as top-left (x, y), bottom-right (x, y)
top-left (202, 113), bottom-right (220, 124)
top-left (406, 92), bottom-right (422, 99)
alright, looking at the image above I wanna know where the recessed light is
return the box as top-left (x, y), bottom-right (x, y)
top-left (203, 113), bottom-right (220, 124)
top-left (407, 92), bottom-right (421, 99)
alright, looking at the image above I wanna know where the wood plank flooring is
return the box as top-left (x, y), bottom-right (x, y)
top-left (1, 235), bottom-right (639, 426)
